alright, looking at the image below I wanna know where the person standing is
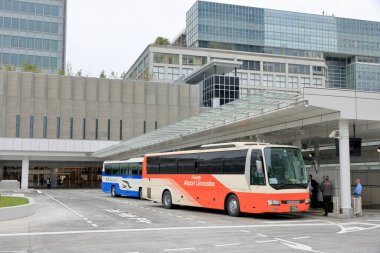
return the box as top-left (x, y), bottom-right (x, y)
top-left (320, 176), bottom-right (332, 216)
top-left (353, 178), bottom-right (362, 198)
top-left (46, 178), bottom-right (52, 189)
top-left (308, 175), bottom-right (319, 208)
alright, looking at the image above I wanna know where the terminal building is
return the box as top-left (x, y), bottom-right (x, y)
top-left (0, 0), bottom-right (67, 73)
top-left (1, 1), bottom-right (380, 215)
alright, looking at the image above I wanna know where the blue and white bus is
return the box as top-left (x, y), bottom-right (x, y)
top-left (102, 158), bottom-right (143, 198)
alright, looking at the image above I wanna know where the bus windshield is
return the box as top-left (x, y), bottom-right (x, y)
top-left (264, 147), bottom-right (308, 189)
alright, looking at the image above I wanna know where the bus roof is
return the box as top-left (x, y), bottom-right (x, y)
top-left (145, 142), bottom-right (300, 157)
top-left (103, 157), bottom-right (143, 164)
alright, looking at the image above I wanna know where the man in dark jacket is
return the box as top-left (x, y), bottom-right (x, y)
top-left (308, 175), bottom-right (319, 208)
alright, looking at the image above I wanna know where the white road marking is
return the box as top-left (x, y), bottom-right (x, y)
top-left (186, 218), bottom-right (194, 221)
top-left (92, 224), bottom-right (98, 227)
top-left (176, 216), bottom-right (183, 218)
top-left (44, 192), bottom-right (97, 228)
top-left (240, 230), bottom-right (250, 233)
top-left (274, 238), bottom-right (322, 253)
top-left (0, 223), bottom-right (337, 238)
top-left (263, 219), bottom-right (322, 224)
top-left (257, 240), bottom-right (278, 243)
top-left (36, 190), bottom-right (43, 194)
top-left (292, 236), bottom-right (311, 240)
top-left (256, 233), bottom-right (267, 237)
top-left (197, 221), bottom-right (206, 224)
top-left (214, 243), bottom-right (240, 247)
top-left (163, 248), bottom-right (195, 252)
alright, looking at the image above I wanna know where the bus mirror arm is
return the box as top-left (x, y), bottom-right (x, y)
top-left (312, 160), bottom-right (319, 174)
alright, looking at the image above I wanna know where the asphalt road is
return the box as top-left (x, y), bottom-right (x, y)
top-left (0, 189), bottom-right (379, 253)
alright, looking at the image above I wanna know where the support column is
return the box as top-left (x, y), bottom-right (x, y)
top-left (21, 159), bottom-right (29, 190)
top-left (0, 166), bottom-right (4, 181)
top-left (293, 138), bottom-right (302, 149)
top-left (339, 119), bottom-right (352, 216)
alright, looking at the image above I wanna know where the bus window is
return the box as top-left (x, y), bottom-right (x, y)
top-left (223, 150), bottom-right (247, 174)
top-left (119, 163), bottom-right (129, 175)
top-left (178, 153), bottom-right (198, 174)
top-left (159, 155), bottom-right (178, 174)
top-left (111, 163), bottom-right (120, 175)
top-left (104, 164), bottom-right (112, 175)
top-left (147, 156), bottom-right (159, 174)
top-left (199, 152), bottom-right (223, 174)
top-left (130, 163), bottom-right (141, 175)
top-left (251, 150), bottom-right (265, 185)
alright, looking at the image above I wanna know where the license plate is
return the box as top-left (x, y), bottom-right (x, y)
top-left (290, 206), bottom-right (298, 212)
top-left (287, 200), bottom-right (300, 204)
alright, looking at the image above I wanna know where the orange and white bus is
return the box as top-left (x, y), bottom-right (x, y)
top-left (142, 142), bottom-right (311, 216)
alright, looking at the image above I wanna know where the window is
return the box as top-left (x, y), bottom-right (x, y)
top-left (152, 66), bottom-right (165, 80)
top-left (50, 40), bottom-right (58, 51)
top-left (52, 5), bottom-right (59, 16)
top-left (107, 119), bottom-right (110, 140)
top-left (82, 118), bottom-right (86, 139)
top-left (147, 156), bottom-right (160, 174)
top-left (4, 0), bottom-right (11, 11)
top-left (95, 119), bottom-right (98, 140)
top-left (119, 163), bottom-right (128, 175)
top-left (167, 67), bottom-right (179, 80)
top-left (43, 4), bottom-right (51, 16)
top-left (251, 150), bottom-right (265, 185)
top-left (12, 18), bottom-right (20, 30)
top-left (20, 19), bottom-right (27, 30)
top-left (3, 17), bottom-right (11, 29)
top-left (11, 36), bottom-right (18, 47)
top-left (36, 3), bottom-right (43, 15)
top-left (312, 66), bottom-right (324, 76)
top-left (275, 76), bottom-right (286, 88)
top-left (223, 150), bottom-right (247, 174)
top-left (3, 35), bottom-right (10, 47)
top-left (177, 154), bottom-right (198, 174)
top-left (239, 60), bottom-right (260, 71)
top-left (35, 21), bottom-right (43, 32)
top-left (288, 64), bottom-right (310, 75)
top-left (237, 72), bottom-right (248, 85)
top-left (153, 53), bottom-right (179, 65)
top-left (104, 164), bottom-right (112, 175)
top-left (263, 62), bottom-right (285, 73)
top-left (28, 20), bottom-right (35, 31)
top-left (198, 152), bottom-right (223, 174)
top-left (288, 76), bottom-right (298, 89)
top-left (130, 162), bottom-right (142, 175)
top-left (19, 37), bottom-right (27, 48)
top-left (12, 1), bottom-right (20, 12)
top-left (28, 2), bottom-right (36, 14)
top-left (16, 115), bottom-right (20, 137)
top-left (70, 117), bottom-right (73, 139)
top-left (182, 55), bottom-right (206, 66)
top-left (43, 116), bottom-right (47, 138)
top-left (300, 77), bottom-right (310, 87)
top-left (111, 163), bottom-right (120, 175)
top-left (56, 117), bottom-right (60, 138)
top-left (43, 22), bottom-right (50, 33)
top-left (312, 78), bottom-right (323, 87)
top-left (182, 68), bottom-right (193, 77)
top-left (250, 74), bottom-right (261, 86)
top-left (51, 23), bottom-right (58, 34)
top-left (159, 155), bottom-right (178, 174)
top-left (263, 74), bottom-right (273, 87)
top-left (29, 115), bottom-right (34, 138)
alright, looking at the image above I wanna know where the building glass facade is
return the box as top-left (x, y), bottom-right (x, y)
top-left (186, 1), bottom-right (380, 92)
top-left (0, 0), bottom-right (66, 73)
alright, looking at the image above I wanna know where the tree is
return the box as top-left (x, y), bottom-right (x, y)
top-left (142, 69), bottom-right (153, 81)
top-left (154, 36), bottom-right (170, 45)
top-left (59, 69), bottom-right (65, 75)
top-left (5, 65), bottom-right (15, 71)
top-left (120, 71), bottom-right (127, 79)
top-left (99, 70), bottom-right (106, 78)
top-left (75, 69), bottom-right (82, 77)
top-left (109, 71), bottom-right (119, 79)
top-left (22, 62), bottom-right (39, 73)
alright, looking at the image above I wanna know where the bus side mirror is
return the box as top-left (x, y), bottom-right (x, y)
top-left (256, 160), bottom-right (263, 174)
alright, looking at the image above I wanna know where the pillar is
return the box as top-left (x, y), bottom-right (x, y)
top-left (0, 166), bottom-right (4, 181)
top-left (21, 159), bottom-right (29, 190)
top-left (338, 119), bottom-right (352, 215)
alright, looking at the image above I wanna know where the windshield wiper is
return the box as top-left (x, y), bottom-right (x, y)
top-left (273, 183), bottom-right (307, 190)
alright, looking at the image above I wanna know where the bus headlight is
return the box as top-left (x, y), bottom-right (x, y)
top-left (305, 199), bottom-right (311, 204)
top-left (267, 200), bottom-right (280, 206)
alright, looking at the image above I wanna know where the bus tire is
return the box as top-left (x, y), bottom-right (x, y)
top-left (226, 194), bottom-right (240, 217)
top-left (139, 187), bottom-right (143, 199)
top-left (111, 186), bottom-right (117, 197)
top-left (162, 190), bottom-right (173, 209)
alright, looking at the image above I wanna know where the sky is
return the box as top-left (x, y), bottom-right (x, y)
top-left (66, 0), bottom-right (380, 77)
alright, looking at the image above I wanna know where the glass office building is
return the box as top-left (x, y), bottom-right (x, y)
top-left (187, 1), bottom-right (380, 92)
top-left (0, 0), bottom-right (66, 73)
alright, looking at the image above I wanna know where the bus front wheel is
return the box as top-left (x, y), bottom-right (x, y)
top-left (111, 186), bottom-right (117, 197)
top-left (162, 190), bottom-right (173, 209)
top-left (226, 194), bottom-right (240, 217)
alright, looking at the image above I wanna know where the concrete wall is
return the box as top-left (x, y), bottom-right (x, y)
top-left (0, 71), bottom-right (202, 141)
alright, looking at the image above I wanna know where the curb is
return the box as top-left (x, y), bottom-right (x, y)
top-left (0, 196), bottom-right (36, 221)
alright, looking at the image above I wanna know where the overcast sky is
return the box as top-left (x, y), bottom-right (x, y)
top-left (66, 0), bottom-right (380, 77)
